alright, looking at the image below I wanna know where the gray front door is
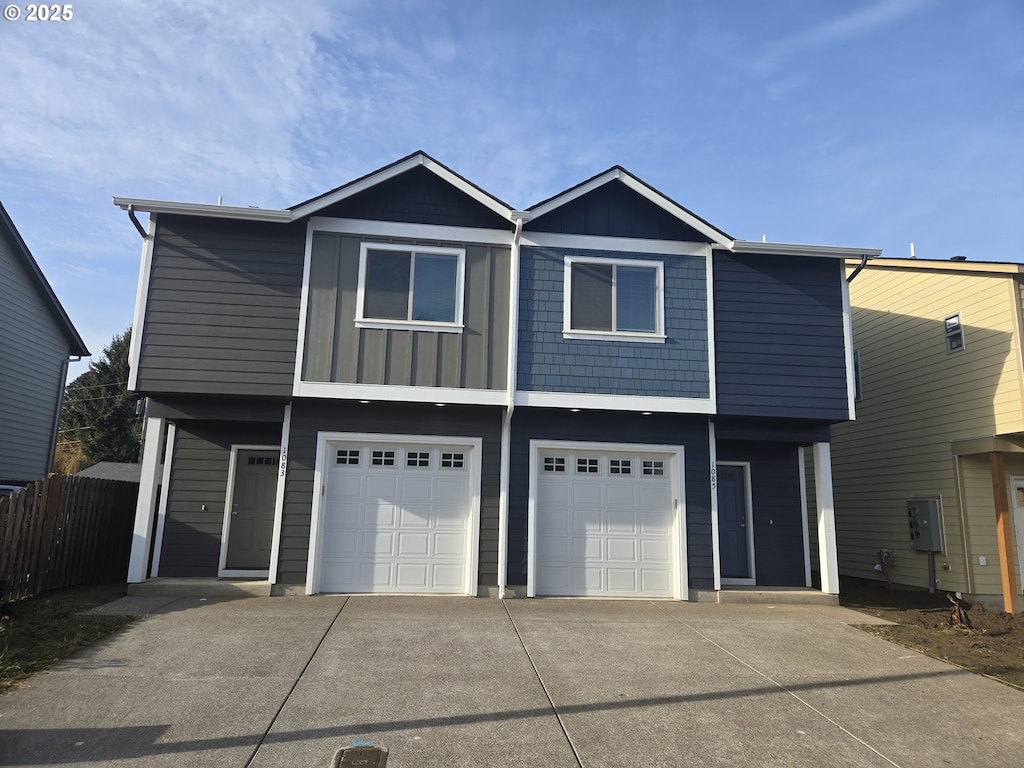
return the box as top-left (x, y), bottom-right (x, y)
top-left (718, 464), bottom-right (750, 579)
top-left (225, 450), bottom-right (278, 570)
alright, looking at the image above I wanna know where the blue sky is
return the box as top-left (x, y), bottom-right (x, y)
top-left (1, 0), bottom-right (1022, 379)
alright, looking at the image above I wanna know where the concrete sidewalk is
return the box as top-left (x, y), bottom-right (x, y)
top-left (0, 596), bottom-right (1021, 767)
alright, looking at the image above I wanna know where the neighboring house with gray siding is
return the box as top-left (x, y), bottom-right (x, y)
top-left (0, 202), bottom-right (89, 482)
top-left (118, 152), bottom-right (878, 601)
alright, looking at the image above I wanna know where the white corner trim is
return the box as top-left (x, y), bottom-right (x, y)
top-left (218, 444), bottom-right (281, 577)
top-left (305, 432), bottom-right (483, 596)
top-left (798, 446), bottom-right (812, 588)
top-left (293, 220), bottom-right (316, 392)
top-left (841, 272), bottom-right (856, 420)
top-left (127, 417), bottom-right (165, 582)
top-left (526, 438), bottom-right (688, 600)
top-left (127, 214), bottom-right (157, 391)
top-left (705, 244), bottom-right (718, 415)
top-left (522, 231), bottom-right (710, 256)
top-left (514, 390), bottom-right (715, 414)
top-left (708, 422), bottom-right (721, 591)
top-left (150, 421), bottom-right (176, 579)
top-left (268, 403), bottom-right (292, 585)
top-left (293, 381), bottom-right (509, 406)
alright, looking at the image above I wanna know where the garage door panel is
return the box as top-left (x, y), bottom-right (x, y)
top-left (607, 537), bottom-right (638, 561)
top-left (318, 439), bottom-right (475, 594)
top-left (536, 448), bottom-right (676, 598)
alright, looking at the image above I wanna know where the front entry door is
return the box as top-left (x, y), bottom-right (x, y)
top-left (718, 464), bottom-right (753, 582)
top-left (224, 449), bottom-right (279, 571)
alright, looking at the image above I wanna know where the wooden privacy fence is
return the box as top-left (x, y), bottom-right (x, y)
top-left (0, 475), bottom-right (138, 603)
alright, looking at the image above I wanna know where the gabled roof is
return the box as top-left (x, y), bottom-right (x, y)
top-left (289, 151), bottom-right (515, 222)
top-left (114, 151), bottom-right (516, 225)
top-left (0, 201), bottom-right (89, 357)
top-left (525, 166), bottom-right (735, 248)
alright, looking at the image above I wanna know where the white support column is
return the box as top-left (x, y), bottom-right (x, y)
top-left (127, 416), bottom-right (166, 583)
top-left (813, 441), bottom-right (839, 594)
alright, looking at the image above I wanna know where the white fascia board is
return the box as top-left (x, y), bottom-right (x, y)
top-left (528, 169), bottom-right (733, 250)
top-left (515, 391), bottom-right (715, 414)
top-left (308, 217), bottom-right (513, 246)
top-left (732, 240), bottom-right (882, 259)
top-left (294, 381), bottom-right (508, 406)
top-left (616, 173), bottom-right (734, 249)
top-left (291, 154), bottom-right (514, 222)
top-left (113, 197), bottom-right (291, 223)
top-left (522, 231), bottom-right (709, 256)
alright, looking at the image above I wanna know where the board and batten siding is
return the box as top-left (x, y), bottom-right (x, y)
top-left (302, 232), bottom-right (510, 391)
top-left (0, 229), bottom-right (73, 479)
top-left (136, 215), bottom-right (305, 397)
top-left (714, 253), bottom-right (849, 420)
top-left (832, 265), bottom-right (1024, 594)
top-left (278, 401), bottom-right (503, 590)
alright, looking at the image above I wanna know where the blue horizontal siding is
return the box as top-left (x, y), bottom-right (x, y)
top-left (714, 253), bottom-right (849, 421)
top-left (517, 246), bottom-right (710, 398)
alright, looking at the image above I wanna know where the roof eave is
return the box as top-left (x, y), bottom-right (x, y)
top-left (732, 240), bottom-right (883, 259)
top-left (112, 197), bottom-right (292, 223)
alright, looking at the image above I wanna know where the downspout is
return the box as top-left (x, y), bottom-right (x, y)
top-left (846, 253), bottom-right (869, 283)
top-left (497, 212), bottom-right (526, 599)
top-left (127, 204), bottom-right (147, 240)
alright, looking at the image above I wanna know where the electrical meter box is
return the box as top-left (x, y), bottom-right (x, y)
top-left (907, 498), bottom-right (943, 552)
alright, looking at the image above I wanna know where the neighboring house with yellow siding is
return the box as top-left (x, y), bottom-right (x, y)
top-left (832, 257), bottom-right (1024, 612)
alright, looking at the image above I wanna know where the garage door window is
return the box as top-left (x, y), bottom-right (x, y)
top-left (406, 451), bottom-right (430, 467)
top-left (642, 460), bottom-right (664, 476)
top-left (577, 457), bottom-right (599, 473)
top-left (609, 458), bottom-right (632, 475)
top-left (543, 457), bottom-right (566, 472)
top-left (337, 449), bottom-right (360, 465)
top-left (371, 450), bottom-right (396, 466)
top-left (441, 452), bottom-right (465, 468)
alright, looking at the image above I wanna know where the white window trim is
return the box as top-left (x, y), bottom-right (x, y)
top-left (355, 242), bottom-right (466, 332)
top-left (526, 439), bottom-right (687, 600)
top-left (306, 432), bottom-right (482, 596)
top-left (219, 444), bottom-right (281, 578)
top-left (562, 255), bottom-right (666, 342)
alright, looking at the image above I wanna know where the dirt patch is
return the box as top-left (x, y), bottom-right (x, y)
top-left (840, 577), bottom-right (1024, 690)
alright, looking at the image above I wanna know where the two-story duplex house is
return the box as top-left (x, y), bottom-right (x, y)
top-left (116, 152), bottom-right (878, 601)
top-left (833, 257), bottom-right (1024, 613)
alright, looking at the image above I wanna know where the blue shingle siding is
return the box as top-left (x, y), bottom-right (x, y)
top-left (517, 246), bottom-right (710, 398)
top-left (506, 409), bottom-right (714, 590)
top-left (714, 253), bottom-right (849, 421)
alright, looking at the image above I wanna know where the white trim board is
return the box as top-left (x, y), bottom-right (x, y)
top-left (150, 422), bottom-right (176, 579)
top-left (522, 231), bottom-right (710, 256)
top-left (308, 216), bottom-right (514, 246)
top-left (294, 381), bottom-right (509, 406)
top-left (305, 432), bottom-right (483, 596)
top-left (268, 404), bottom-right (292, 585)
top-left (526, 438), bottom-right (688, 600)
top-left (127, 214), bottom-right (157, 392)
top-left (515, 391), bottom-right (715, 414)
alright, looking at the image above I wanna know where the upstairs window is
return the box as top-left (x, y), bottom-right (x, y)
top-left (564, 256), bottom-right (665, 342)
top-left (945, 313), bottom-right (964, 353)
top-left (357, 243), bottom-right (465, 331)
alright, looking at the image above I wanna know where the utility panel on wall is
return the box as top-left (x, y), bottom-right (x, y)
top-left (907, 497), bottom-right (943, 552)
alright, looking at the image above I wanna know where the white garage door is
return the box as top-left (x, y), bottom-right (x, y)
top-left (318, 438), bottom-right (476, 594)
top-left (535, 448), bottom-right (676, 597)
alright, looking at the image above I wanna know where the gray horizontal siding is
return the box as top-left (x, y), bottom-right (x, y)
top-left (714, 253), bottom-right (849, 420)
top-left (279, 401), bottom-right (503, 589)
top-left (302, 232), bottom-right (510, 391)
top-left (159, 421), bottom-right (282, 577)
top-left (507, 409), bottom-right (713, 590)
top-left (517, 246), bottom-right (710, 398)
top-left (0, 229), bottom-right (70, 479)
top-left (136, 216), bottom-right (305, 397)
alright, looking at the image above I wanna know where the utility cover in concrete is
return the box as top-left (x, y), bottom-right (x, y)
top-left (332, 744), bottom-right (388, 767)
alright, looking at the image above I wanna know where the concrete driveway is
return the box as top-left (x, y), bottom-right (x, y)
top-left (1, 595), bottom-right (1021, 767)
